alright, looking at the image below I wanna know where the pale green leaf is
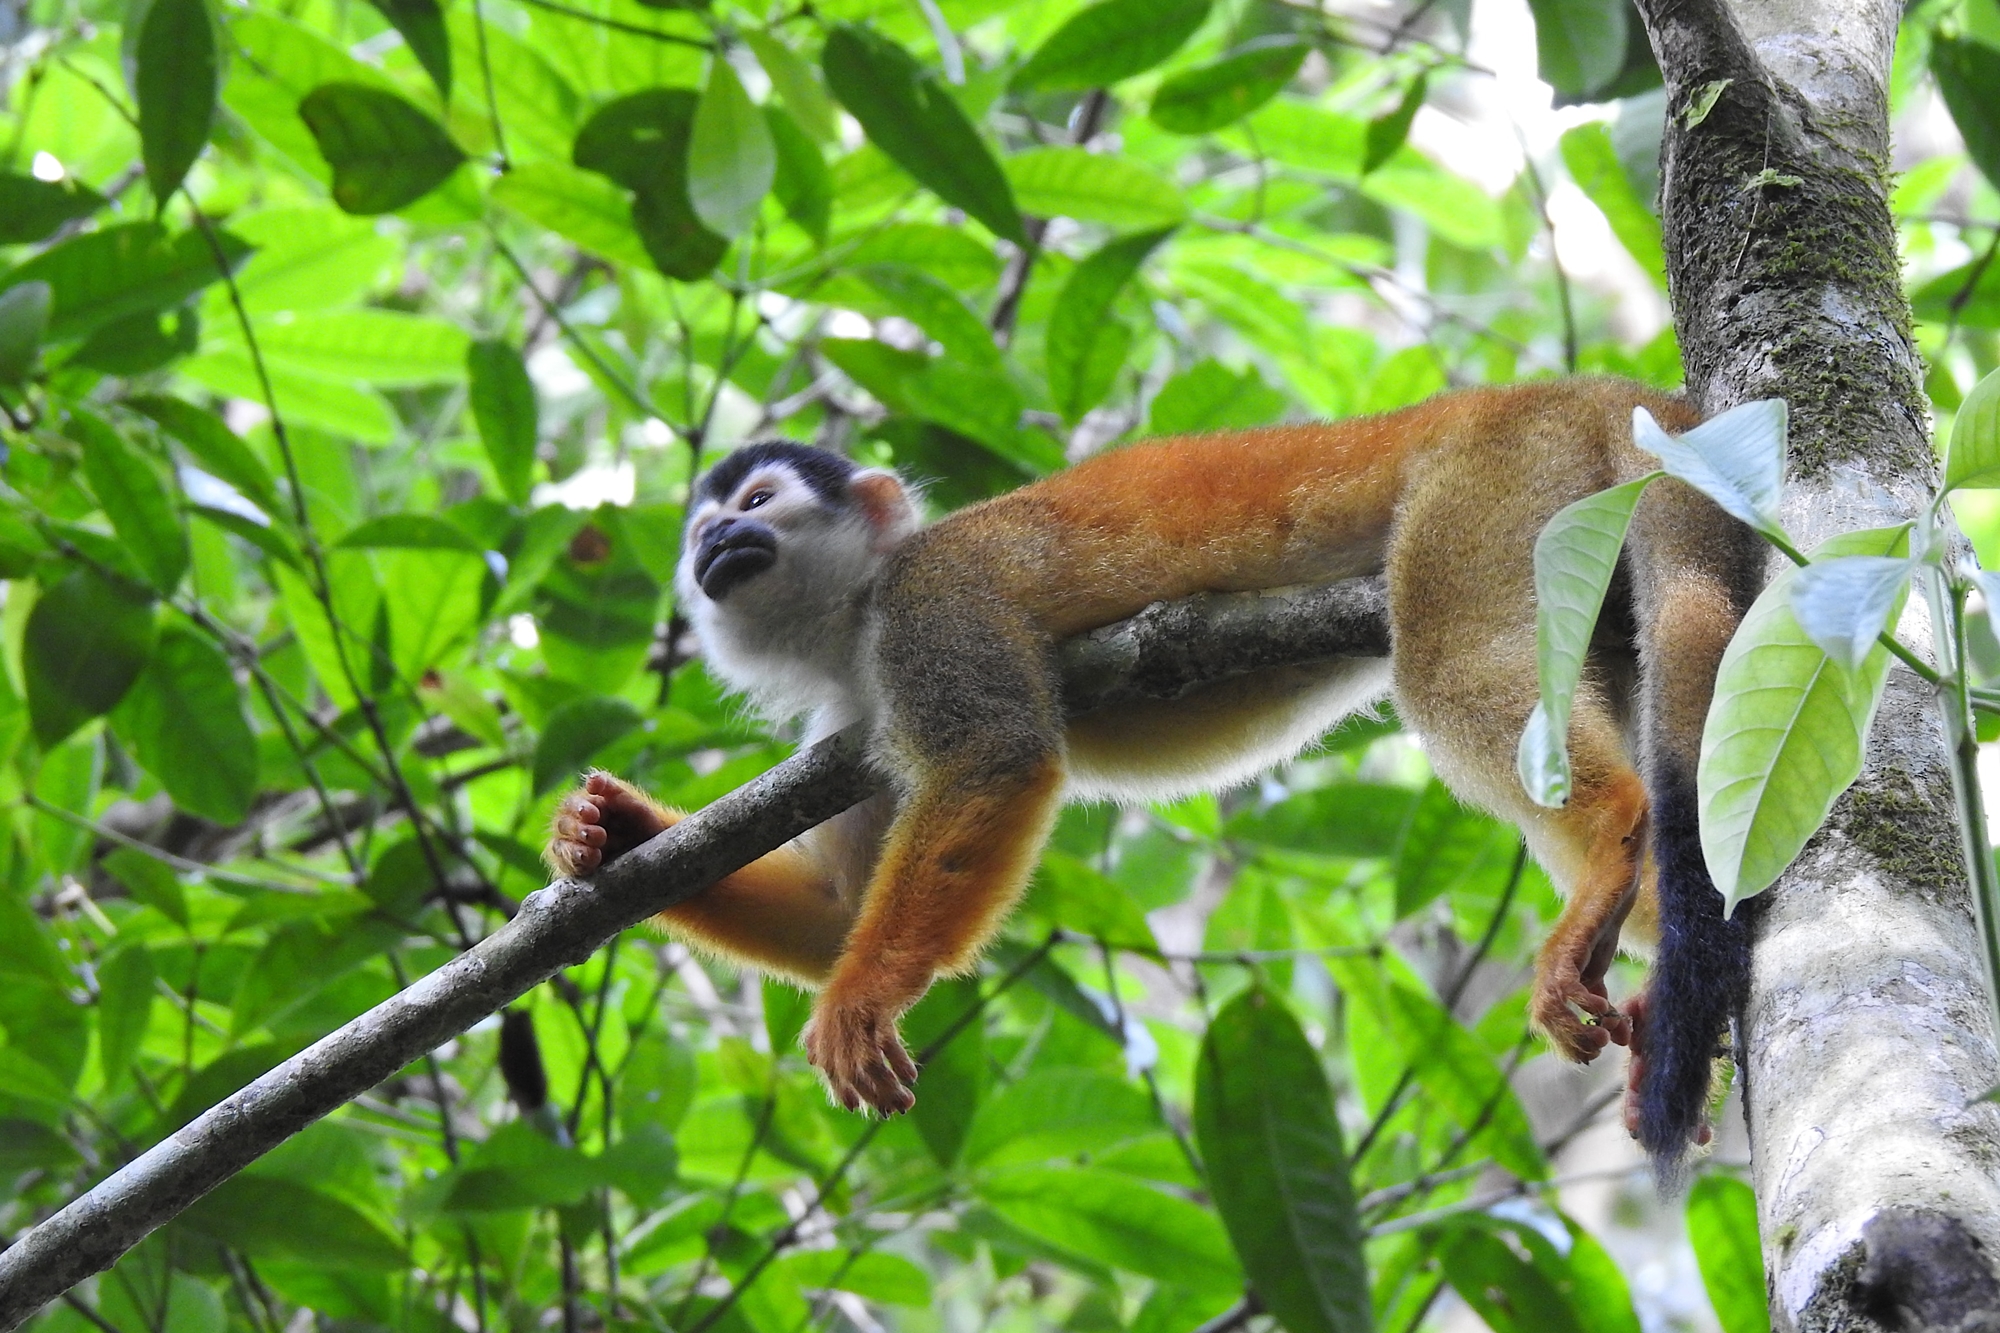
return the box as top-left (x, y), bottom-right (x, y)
top-left (1700, 527), bottom-right (1909, 911)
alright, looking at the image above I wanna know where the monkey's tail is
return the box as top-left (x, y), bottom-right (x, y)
top-left (1626, 493), bottom-right (1767, 1190)
top-left (1633, 756), bottom-right (1754, 1189)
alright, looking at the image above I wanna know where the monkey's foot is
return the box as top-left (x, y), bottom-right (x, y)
top-left (1529, 959), bottom-right (1630, 1063)
top-left (1617, 991), bottom-right (1713, 1146)
top-left (804, 998), bottom-right (918, 1116)
top-left (545, 771), bottom-right (672, 876)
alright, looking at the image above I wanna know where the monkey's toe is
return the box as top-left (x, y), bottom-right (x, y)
top-left (805, 1003), bottom-right (918, 1117)
top-left (1530, 977), bottom-right (1621, 1063)
top-left (546, 772), bottom-right (670, 877)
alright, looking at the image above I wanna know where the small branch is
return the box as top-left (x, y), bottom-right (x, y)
top-left (990, 90), bottom-right (1109, 343)
top-left (0, 576), bottom-right (1391, 1325)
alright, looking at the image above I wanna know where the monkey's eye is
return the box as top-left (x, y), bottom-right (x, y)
top-left (744, 487), bottom-right (775, 509)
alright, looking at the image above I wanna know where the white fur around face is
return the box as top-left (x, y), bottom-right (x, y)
top-left (677, 461), bottom-right (917, 728)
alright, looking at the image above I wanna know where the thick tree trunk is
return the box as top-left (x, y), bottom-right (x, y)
top-left (1631, 0), bottom-right (2000, 1326)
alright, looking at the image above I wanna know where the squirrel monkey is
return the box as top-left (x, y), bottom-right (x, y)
top-left (544, 377), bottom-right (1763, 1170)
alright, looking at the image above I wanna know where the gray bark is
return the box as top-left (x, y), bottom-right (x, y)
top-left (0, 578), bottom-right (1387, 1329)
top-left (1630, 0), bottom-right (2000, 1325)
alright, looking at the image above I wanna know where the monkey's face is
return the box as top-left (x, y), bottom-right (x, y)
top-left (679, 455), bottom-right (919, 623)
top-left (690, 503), bottom-right (780, 601)
top-left (682, 463), bottom-right (841, 605)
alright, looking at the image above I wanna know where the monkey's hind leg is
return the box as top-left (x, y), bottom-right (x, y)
top-left (806, 751), bottom-right (1065, 1115)
top-left (1524, 756), bottom-right (1650, 1062)
top-left (546, 772), bottom-right (854, 986)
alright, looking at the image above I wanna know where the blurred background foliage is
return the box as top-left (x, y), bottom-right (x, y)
top-left (5, 0), bottom-right (1996, 1326)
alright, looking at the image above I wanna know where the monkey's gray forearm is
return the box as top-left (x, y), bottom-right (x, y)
top-left (1059, 577), bottom-right (1391, 714)
top-left (0, 574), bottom-right (1392, 1324)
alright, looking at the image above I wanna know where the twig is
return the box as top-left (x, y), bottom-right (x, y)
top-left (0, 576), bottom-right (1392, 1323)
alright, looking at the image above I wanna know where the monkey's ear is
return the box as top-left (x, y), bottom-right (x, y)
top-left (851, 470), bottom-right (920, 549)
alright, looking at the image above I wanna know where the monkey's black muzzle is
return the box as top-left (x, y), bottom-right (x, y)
top-left (694, 517), bottom-right (779, 600)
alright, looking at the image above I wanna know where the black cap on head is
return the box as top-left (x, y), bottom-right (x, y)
top-left (697, 442), bottom-right (856, 507)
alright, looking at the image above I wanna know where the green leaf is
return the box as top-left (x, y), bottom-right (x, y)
top-left (176, 348), bottom-right (397, 444)
top-left (1361, 159), bottom-right (1503, 251)
top-left (136, 0), bottom-right (220, 205)
top-left (95, 944), bottom-right (156, 1085)
top-left (365, 0), bottom-right (450, 98)
top-left (443, 1121), bottom-right (598, 1210)
top-left (1024, 852), bottom-right (1157, 946)
top-left (1146, 359), bottom-right (1287, 434)
top-left (113, 623), bottom-right (258, 824)
top-left (467, 339), bottom-right (539, 504)
top-left (1687, 1176), bottom-right (1771, 1333)
top-left (0, 281), bottom-right (51, 384)
top-left (216, 308), bottom-right (471, 386)
top-left (766, 105), bottom-right (831, 244)
top-left (858, 265), bottom-right (1000, 367)
top-left (231, 916), bottom-right (401, 1034)
top-left (1394, 780), bottom-right (1519, 917)
top-left (903, 977), bottom-right (986, 1166)
top-left (572, 90), bottom-right (729, 280)
top-left (1149, 36), bottom-right (1306, 135)
top-left (179, 1176), bottom-right (406, 1270)
top-left (224, 206), bottom-right (401, 314)
top-left (1225, 781), bottom-right (1418, 858)
top-left (4, 222), bottom-right (250, 341)
top-left (742, 29), bottom-right (837, 143)
top-left (299, 82), bottom-right (466, 215)
top-left (0, 1119), bottom-right (81, 1173)
top-left (1633, 398), bottom-right (1789, 544)
top-left (1364, 72), bottom-right (1427, 175)
top-left (1934, 36), bottom-right (2000, 194)
top-left (1047, 227), bottom-right (1171, 424)
top-left (1005, 148), bottom-right (1186, 229)
top-left (1790, 554), bottom-right (1912, 671)
top-left (0, 173), bottom-right (105, 245)
top-left (1013, 0), bottom-right (1210, 92)
top-left (24, 567), bottom-right (156, 747)
top-left (1435, 1219), bottom-right (1588, 1333)
top-left (533, 694), bottom-right (645, 794)
top-left (822, 26), bottom-right (1025, 245)
top-left (689, 55), bottom-right (775, 239)
top-left (1194, 988), bottom-right (1368, 1333)
top-left (71, 408), bottom-right (190, 595)
top-left (977, 1167), bottom-right (1241, 1293)
top-left (192, 506), bottom-right (305, 570)
top-left (1563, 1219), bottom-right (1643, 1333)
top-left (1700, 526), bottom-right (1909, 912)
top-left (963, 1067), bottom-right (1156, 1168)
top-left (846, 223), bottom-right (1002, 290)
top-left (1526, 0), bottom-right (1628, 100)
top-left (492, 163), bottom-right (654, 270)
top-left (779, 1251), bottom-right (932, 1307)
top-left (1516, 475), bottom-right (1657, 807)
top-left (383, 547), bottom-right (486, 677)
top-left (1560, 122), bottom-right (1665, 285)
top-left (1330, 960), bottom-right (1547, 1180)
top-left (336, 514), bottom-right (480, 549)
top-left (1948, 365), bottom-right (2000, 492)
top-left (103, 845), bottom-right (189, 926)
top-left (762, 975), bottom-right (812, 1054)
top-left (69, 305), bottom-right (198, 375)
top-left (125, 394), bottom-right (283, 517)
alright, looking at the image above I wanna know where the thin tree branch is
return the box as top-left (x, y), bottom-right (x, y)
top-left (0, 577), bottom-right (1390, 1326)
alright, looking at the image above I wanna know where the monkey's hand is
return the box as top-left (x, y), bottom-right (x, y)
top-left (1530, 929), bottom-right (1633, 1063)
top-left (545, 771), bottom-right (674, 876)
top-left (804, 994), bottom-right (918, 1116)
